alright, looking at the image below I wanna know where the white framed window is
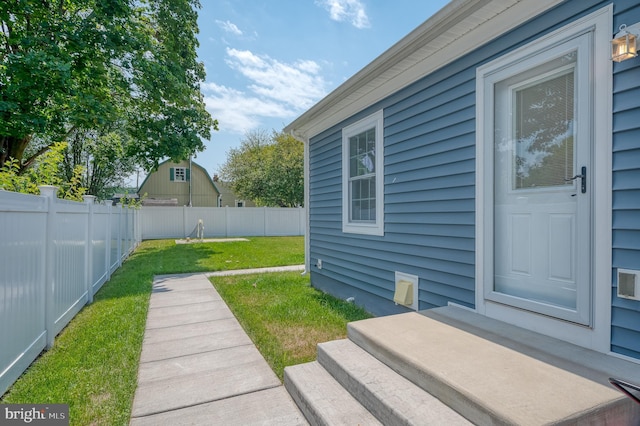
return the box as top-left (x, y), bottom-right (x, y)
top-left (342, 110), bottom-right (384, 235)
top-left (174, 168), bottom-right (186, 182)
top-left (170, 167), bottom-right (189, 182)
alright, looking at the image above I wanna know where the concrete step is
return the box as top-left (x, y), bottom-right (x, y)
top-left (316, 339), bottom-right (471, 425)
top-left (347, 306), bottom-right (640, 425)
top-left (284, 361), bottom-right (382, 426)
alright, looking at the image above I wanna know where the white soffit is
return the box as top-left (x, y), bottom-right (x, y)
top-left (286, 0), bottom-right (565, 140)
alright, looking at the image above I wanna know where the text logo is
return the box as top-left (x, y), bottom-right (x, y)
top-left (1, 405), bottom-right (68, 425)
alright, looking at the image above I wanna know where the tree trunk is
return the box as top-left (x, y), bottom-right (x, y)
top-left (0, 134), bottom-right (31, 171)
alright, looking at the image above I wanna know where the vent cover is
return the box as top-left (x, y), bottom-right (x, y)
top-left (617, 269), bottom-right (640, 301)
top-left (394, 271), bottom-right (419, 310)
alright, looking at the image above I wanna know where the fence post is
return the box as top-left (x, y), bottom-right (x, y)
top-left (83, 195), bottom-right (96, 303)
top-left (39, 185), bottom-right (58, 350)
top-left (225, 206), bottom-right (229, 237)
top-left (116, 204), bottom-right (123, 267)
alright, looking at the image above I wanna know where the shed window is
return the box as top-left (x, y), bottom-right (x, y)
top-left (342, 110), bottom-right (384, 235)
top-left (170, 167), bottom-right (189, 182)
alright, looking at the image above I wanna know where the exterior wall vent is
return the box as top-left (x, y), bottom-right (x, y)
top-left (394, 271), bottom-right (419, 310)
top-left (617, 269), bottom-right (640, 301)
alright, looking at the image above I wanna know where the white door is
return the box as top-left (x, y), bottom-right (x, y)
top-left (477, 6), bottom-right (613, 351)
top-left (488, 34), bottom-right (592, 325)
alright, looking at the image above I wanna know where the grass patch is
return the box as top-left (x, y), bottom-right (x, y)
top-left (212, 272), bottom-right (372, 380)
top-left (1, 237), bottom-right (304, 426)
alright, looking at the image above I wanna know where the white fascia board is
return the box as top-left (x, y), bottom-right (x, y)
top-left (285, 0), bottom-right (565, 141)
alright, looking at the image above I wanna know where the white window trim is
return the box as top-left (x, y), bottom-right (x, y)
top-left (342, 109), bottom-right (384, 236)
top-left (173, 167), bottom-right (187, 182)
top-left (475, 6), bottom-right (612, 353)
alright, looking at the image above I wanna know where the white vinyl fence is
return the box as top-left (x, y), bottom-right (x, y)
top-left (0, 187), bottom-right (140, 396)
top-left (140, 206), bottom-right (305, 239)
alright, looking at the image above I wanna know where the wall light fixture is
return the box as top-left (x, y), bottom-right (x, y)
top-left (612, 23), bottom-right (640, 62)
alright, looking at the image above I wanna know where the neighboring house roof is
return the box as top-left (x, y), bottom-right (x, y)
top-left (212, 180), bottom-right (234, 199)
top-left (284, 0), bottom-right (564, 140)
top-left (213, 179), bottom-right (256, 207)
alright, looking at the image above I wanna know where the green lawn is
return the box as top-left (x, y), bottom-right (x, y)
top-left (1, 236), bottom-right (372, 426)
top-left (212, 272), bottom-right (371, 380)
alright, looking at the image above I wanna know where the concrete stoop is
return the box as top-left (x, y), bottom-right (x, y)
top-left (284, 306), bottom-right (640, 426)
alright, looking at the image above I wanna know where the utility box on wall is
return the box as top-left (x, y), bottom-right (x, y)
top-left (618, 269), bottom-right (640, 301)
top-left (394, 271), bottom-right (419, 310)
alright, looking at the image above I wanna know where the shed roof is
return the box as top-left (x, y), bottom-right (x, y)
top-left (284, 0), bottom-right (563, 140)
top-left (137, 158), bottom-right (217, 192)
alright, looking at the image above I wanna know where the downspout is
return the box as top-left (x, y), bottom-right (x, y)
top-left (290, 130), bottom-right (310, 275)
top-left (188, 156), bottom-right (193, 207)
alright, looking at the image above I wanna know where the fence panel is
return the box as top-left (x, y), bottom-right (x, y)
top-left (0, 191), bottom-right (48, 398)
top-left (51, 199), bottom-right (89, 336)
top-left (265, 208), bottom-right (305, 236)
top-left (119, 208), bottom-right (126, 261)
top-left (92, 203), bottom-right (111, 293)
top-left (125, 208), bottom-right (137, 255)
top-left (140, 206), bottom-right (306, 239)
top-left (0, 188), bottom-right (138, 396)
top-left (110, 207), bottom-right (121, 273)
top-left (183, 207), bottom-right (227, 237)
top-left (140, 207), bottom-right (186, 239)
top-left (225, 208), bottom-right (265, 236)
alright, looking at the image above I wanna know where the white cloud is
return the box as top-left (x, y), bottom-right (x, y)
top-left (225, 48), bottom-right (327, 110)
top-left (215, 20), bottom-right (243, 36)
top-left (296, 59), bottom-right (321, 74)
top-left (202, 82), bottom-right (295, 134)
top-left (201, 49), bottom-right (327, 135)
top-left (316, 0), bottom-right (370, 29)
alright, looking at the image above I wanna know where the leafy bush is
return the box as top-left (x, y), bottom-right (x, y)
top-left (0, 142), bottom-right (87, 201)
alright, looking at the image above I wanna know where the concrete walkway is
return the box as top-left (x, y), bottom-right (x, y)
top-left (129, 268), bottom-right (308, 425)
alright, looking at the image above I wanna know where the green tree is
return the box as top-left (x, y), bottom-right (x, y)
top-left (265, 132), bottom-right (304, 207)
top-left (220, 130), bottom-right (304, 207)
top-left (125, 0), bottom-right (216, 170)
top-left (61, 128), bottom-right (137, 200)
top-left (0, 0), bottom-right (216, 175)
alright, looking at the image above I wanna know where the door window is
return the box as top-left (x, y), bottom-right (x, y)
top-left (512, 61), bottom-right (575, 190)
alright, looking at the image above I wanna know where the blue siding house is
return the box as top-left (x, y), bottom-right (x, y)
top-left (285, 0), bottom-right (640, 362)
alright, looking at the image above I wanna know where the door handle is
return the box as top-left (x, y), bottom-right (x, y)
top-left (564, 166), bottom-right (586, 194)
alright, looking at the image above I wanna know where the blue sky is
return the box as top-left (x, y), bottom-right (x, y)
top-left (192, 0), bottom-right (450, 176)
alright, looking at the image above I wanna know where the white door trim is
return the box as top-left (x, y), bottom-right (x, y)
top-left (475, 5), bottom-right (612, 353)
